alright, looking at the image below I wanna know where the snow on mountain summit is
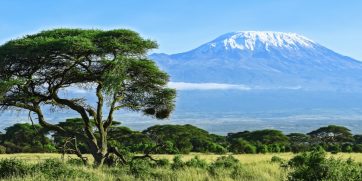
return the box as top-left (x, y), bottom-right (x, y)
top-left (207, 31), bottom-right (316, 51)
top-left (150, 30), bottom-right (362, 90)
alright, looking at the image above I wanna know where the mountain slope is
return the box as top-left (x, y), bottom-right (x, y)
top-left (151, 31), bottom-right (362, 91)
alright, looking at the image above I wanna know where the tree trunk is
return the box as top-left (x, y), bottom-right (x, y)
top-left (93, 152), bottom-right (106, 167)
top-left (90, 134), bottom-right (108, 167)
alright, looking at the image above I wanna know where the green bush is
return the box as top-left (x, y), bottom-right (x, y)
top-left (230, 139), bottom-right (256, 153)
top-left (342, 144), bottom-right (353, 153)
top-left (171, 155), bottom-right (185, 170)
top-left (257, 144), bottom-right (269, 153)
top-left (0, 159), bottom-right (29, 179)
top-left (287, 150), bottom-right (362, 181)
top-left (208, 155), bottom-right (241, 177)
top-left (353, 144), bottom-right (362, 152)
top-left (32, 159), bottom-right (92, 180)
top-left (155, 158), bottom-right (170, 167)
top-left (328, 144), bottom-right (341, 154)
top-left (185, 156), bottom-right (208, 168)
top-left (209, 143), bottom-right (228, 154)
top-left (0, 145), bottom-right (6, 154)
top-left (211, 155), bottom-right (240, 168)
top-left (244, 144), bottom-right (257, 153)
top-left (129, 159), bottom-right (152, 178)
top-left (33, 159), bottom-right (72, 179)
top-left (268, 144), bottom-right (281, 153)
top-left (271, 156), bottom-right (285, 163)
top-left (230, 164), bottom-right (246, 180)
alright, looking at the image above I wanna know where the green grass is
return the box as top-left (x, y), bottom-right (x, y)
top-left (0, 152), bottom-right (361, 181)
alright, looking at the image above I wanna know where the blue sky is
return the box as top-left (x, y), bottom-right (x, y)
top-left (1, 0), bottom-right (362, 59)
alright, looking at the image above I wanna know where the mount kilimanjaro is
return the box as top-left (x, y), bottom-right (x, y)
top-left (151, 31), bottom-right (362, 91)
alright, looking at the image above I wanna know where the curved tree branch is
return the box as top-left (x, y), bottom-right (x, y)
top-left (51, 93), bottom-right (98, 149)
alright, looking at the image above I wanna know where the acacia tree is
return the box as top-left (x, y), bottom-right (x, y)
top-left (0, 29), bottom-right (176, 166)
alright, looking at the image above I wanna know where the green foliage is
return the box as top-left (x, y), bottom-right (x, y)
top-left (287, 150), bottom-right (362, 181)
top-left (0, 159), bottom-right (29, 179)
top-left (129, 159), bottom-right (152, 178)
top-left (2, 123), bottom-right (55, 153)
top-left (268, 144), bottom-right (281, 153)
top-left (171, 155), bottom-right (186, 170)
top-left (271, 156), bottom-right (285, 163)
top-left (0, 28), bottom-right (176, 165)
top-left (209, 143), bottom-right (228, 154)
top-left (4, 120), bottom-right (362, 155)
top-left (211, 155), bottom-right (240, 169)
top-left (32, 159), bottom-right (92, 180)
top-left (342, 144), bottom-right (353, 153)
top-left (287, 133), bottom-right (311, 153)
top-left (33, 159), bottom-right (70, 179)
top-left (308, 125), bottom-right (354, 145)
top-left (143, 124), bottom-right (225, 154)
top-left (328, 144), bottom-right (341, 154)
top-left (227, 129), bottom-right (289, 153)
top-left (353, 144), bottom-right (362, 152)
top-left (155, 158), bottom-right (170, 167)
top-left (228, 129), bottom-right (289, 145)
top-left (0, 145), bottom-right (5, 154)
top-left (208, 155), bottom-right (241, 177)
top-left (52, 118), bottom-right (94, 153)
top-left (230, 139), bottom-right (256, 153)
top-left (185, 156), bottom-right (208, 168)
top-left (353, 134), bottom-right (362, 144)
top-left (257, 144), bottom-right (269, 153)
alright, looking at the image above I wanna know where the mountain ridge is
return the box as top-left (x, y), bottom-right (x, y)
top-left (150, 31), bottom-right (362, 91)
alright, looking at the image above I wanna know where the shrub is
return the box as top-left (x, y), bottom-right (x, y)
top-left (208, 155), bottom-right (241, 177)
top-left (155, 158), bottom-right (170, 167)
top-left (0, 159), bottom-right (29, 179)
top-left (43, 144), bottom-right (57, 153)
top-left (171, 155), bottom-right (185, 170)
top-left (268, 144), bottom-right (281, 153)
top-left (230, 164), bottom-right (247, 180)
top-left (129, 159), bottom-right (152, 178)
top-left (244, 144), bottom-right (257, 153)
top-left (328, 144), bottom-right (341, 154)
top-left (32, 159), bottom-right (92, 180)
top-left (209, 143), bottom-right (228, 154)
top-left (257, 144), bottom-right (269, 153)
top-left (185, 156), bottom-right (208, 168)
top-left (353, 144), bottom-right (362, 152)
top-left (271, 156), bottom-right (285, 163)
top-left (33, 159), bottom-right (72, 179)
top-left (211, 155), bottom-right (240, 168)
top-left (342, 144), bottom-right (353, 153)
top-left (230, 139), bottom-right (256, 153)
top-left (286, 150), bottom-right (362, 181)
top-left (0, 145), bottom-right (6, 154)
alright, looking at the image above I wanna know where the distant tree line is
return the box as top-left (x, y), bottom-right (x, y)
top-left (0, 119), bottom-right (361, 154)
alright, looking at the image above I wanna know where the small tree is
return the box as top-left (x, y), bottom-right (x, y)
top-left (1, 123), bottom-right (55, 153)
top-left (0, 29), bottom-right (176, 166)
top-left (308, 125), bottom-right (354, 145)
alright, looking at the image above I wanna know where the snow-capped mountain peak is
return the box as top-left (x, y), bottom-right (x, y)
top-left (151, 30), bottom-right (362, 91)
top-left (207, 31), bottom-right (316, 51)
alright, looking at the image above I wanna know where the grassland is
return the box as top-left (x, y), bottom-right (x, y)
top-left (1, 152), bottom-right (362, 181)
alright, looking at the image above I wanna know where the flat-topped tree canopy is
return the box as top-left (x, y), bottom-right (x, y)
top-left (0, 28), bottom-right (176, 166)
top-left (0, 28), bottom-right (175, 118)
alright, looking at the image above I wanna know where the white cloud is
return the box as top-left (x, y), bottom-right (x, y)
top-left (167, 82), bottom-right (252, 90)
top-left (168, 82), bottom-right (303, 91)
top-left (59, 82), bottom-right (302, 93)
top-left (61, 87), bottom-right (91, 94)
